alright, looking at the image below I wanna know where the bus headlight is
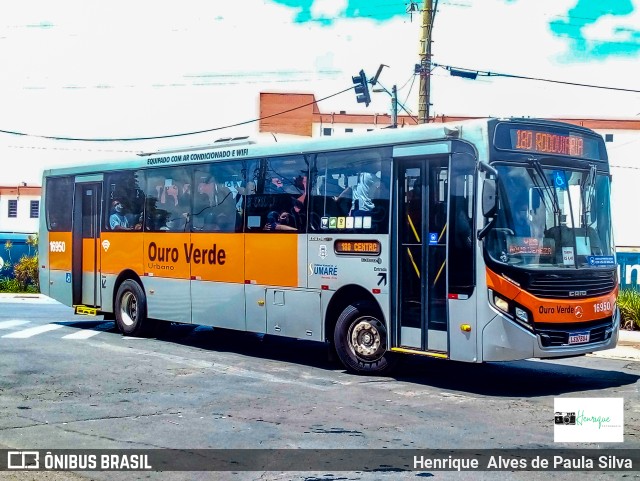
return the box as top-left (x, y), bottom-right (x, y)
top-left (493, 294), bottom-right (510, 314)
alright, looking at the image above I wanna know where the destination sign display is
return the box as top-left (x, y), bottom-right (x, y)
top-left (334, 239), bottom-right (381, 256)
top-left (494, 124), bottom-right (605, 161)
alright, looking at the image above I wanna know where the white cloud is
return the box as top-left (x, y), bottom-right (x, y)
top-left (581, 8), bottom-right (640, 45)
top-left (0, 0), bottom-right (638, 184)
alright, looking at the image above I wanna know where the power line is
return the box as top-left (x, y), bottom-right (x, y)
top-left (402, 73), bottom-right (418, 109)
top-left (433, 62), bottom-right (640, 93)
top-left (0, 86), bottom-right (356, 142)
top-left (375, 80), bottom-right (419, 125)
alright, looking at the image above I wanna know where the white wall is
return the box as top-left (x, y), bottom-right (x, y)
top-left (603, 129), bottom-right (640, 248)
top-left (0, 194), bottom-right (40, 234)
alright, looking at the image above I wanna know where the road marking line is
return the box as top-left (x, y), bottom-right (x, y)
top-left (0, 320), bottom-right (31, 329)
top-left (62, 323), bottom-right (114, 339)
top-left (2, 324), bottom-right (65, 338)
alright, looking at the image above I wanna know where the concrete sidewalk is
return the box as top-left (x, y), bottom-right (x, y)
top-left (589, 329), bottom-right (640, 361)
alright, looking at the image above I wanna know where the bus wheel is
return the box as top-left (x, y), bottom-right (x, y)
top-left (334, 303), bottom-right (394, 374)
top-left (115, 280), bottom-right (152, 336)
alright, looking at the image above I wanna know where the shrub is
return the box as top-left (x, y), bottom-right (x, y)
top-left (14, 254), bottom-right (39, 292)
top-left (617, 289), bottom-right (640, 330)
top-left (0, 277), bottom-right (21, 293)
top-left (9, 235), bottom-right (40, 293)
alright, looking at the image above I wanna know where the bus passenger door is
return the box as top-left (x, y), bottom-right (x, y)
top-left (72, 181), bottom-right (102, 308)
top-left (397, 157), bottom-right (449, 352)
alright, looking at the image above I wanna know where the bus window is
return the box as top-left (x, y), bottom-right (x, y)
top-left (46, 176), bottom-right (74, 232)
top-left (245, 156), bottom-right (309, 232)
top-left (104, 171), bottom-right (145, 232)
top-left (448, 157), bottom-right (475, 292)
top-left (310, 147), bottom-right (391, 233)
top-left (193, 161), bottom-right (244, 233)
top-left (144, 167), bottom-right (191, 232)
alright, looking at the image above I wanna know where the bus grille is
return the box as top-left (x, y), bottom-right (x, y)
top-left (535, 318), bottom-right (614, 348)
top-left (528, 272), bottom-right (616, 299)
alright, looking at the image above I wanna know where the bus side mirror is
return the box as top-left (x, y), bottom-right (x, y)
top-left (482, 178), bottom-right (497, 218)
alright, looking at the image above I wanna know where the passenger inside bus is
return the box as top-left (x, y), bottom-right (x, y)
top-left (163, 182), bottom-right (180, 207)
top-left (195, 174), bottom-right (237, 232)
top-left (109, 199), bottom-right (141, 231)
top-left (328, 176), bottom-right (351, 215)
top-left (351, 171), bottom-right (378, 216)
top-left (263, 210), bottom-right (297, 231)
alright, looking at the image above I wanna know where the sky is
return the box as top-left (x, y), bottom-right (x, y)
top-left (1, 0), bottom-right (639, 185)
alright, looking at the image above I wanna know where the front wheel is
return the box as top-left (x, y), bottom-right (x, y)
top-left (115, 279), bottom-right (153, 336)
top-left (334, 303), bottom-right (395, 374)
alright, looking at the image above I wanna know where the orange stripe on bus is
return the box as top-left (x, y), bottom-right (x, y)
top-left (486, 267), bottom-right (617, 324)
top-left (48, 232), bottom-right (72, 270)
top-left (245, 234), bottom-right (298, 287)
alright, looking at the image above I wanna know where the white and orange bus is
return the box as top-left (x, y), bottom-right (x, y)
top-left (39, 118), bottom-right (619, 373)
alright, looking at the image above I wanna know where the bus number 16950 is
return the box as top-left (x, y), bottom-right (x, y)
top-left (593, 301), bottom-right (612, 313)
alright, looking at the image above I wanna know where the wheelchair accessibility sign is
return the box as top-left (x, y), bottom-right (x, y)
top-left (553, 170), bottom-right (567, 190)
top-left (65, 273), bottom-right (71, 283)
top-left (429, 233), bottom-right (438, 245)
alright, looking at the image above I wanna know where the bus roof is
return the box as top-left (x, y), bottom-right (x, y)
top-left (41, 117), bottom-right (603, 179)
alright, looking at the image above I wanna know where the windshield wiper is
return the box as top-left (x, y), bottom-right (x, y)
top-left (527, 157), bottom-right (561, 226)
top-left (580, 163), bottom-right (597, 227)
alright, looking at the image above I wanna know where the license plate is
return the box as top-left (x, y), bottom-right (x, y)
top-left (568, 332), bottom-right (590, 344)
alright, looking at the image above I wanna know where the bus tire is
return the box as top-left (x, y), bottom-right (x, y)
top-left (334, 302), bottom-right (394, 374)
top-left (115, 279), bottom-right (152, 336)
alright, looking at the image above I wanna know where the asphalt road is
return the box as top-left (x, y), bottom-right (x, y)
top-left (0, 294), bottom-right (639, 481)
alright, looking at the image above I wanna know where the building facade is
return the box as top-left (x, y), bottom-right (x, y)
top-left (0, 185), bottom-right (41, 234)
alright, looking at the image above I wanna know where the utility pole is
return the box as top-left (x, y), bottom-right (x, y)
top-left (418, 0), bottom-right (433, 124)
top-left (391, 85), bottom-right (398, 128)
top-left (370, 64), bottom-right (397, 128)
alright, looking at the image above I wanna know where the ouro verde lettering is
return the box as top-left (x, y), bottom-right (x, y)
top-left (184, 243), bottom-right (226, 265)
top-left (147, 242), bottom-right (226, 266)
top-left (148, 242), bottom-right (179, 262)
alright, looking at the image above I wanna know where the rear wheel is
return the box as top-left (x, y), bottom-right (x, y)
top-left (115, 279), bottom-right (153, 336)
top-left (334, 302), bottom-right (395, 374)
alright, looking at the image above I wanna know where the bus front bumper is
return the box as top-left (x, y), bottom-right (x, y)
top-left (482, 307), bottom-right (620, 362)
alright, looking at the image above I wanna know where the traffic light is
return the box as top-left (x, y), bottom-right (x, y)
top-left (352, 69), bottom-right (371, 107)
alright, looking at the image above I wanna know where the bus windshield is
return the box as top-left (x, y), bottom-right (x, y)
top-left (485, 161), bottom-right (614, 269)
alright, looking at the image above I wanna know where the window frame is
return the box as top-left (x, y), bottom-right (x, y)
top-left (8, 199), bottom-right (17, 218)
top-left (30, 200), bottom-right (39, 218)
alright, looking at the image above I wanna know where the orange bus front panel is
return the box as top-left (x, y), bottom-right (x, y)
top-left (487, 268), bottom-right (616, 324)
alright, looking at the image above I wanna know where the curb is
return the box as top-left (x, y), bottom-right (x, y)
top-left (0, 293), bottom-right (42, 298)
top-left (618, 329), bottom-right (640, 345)
top-left (589, 329), bottom-right (640, 361)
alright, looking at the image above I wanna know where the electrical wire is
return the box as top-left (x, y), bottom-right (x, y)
top-left (375, 80), bottom-right (419, 125)
top-left (0, 85), bottom-right (356, 142)
top-left (402, 74), bottom-right (418, 111)
top-left (397, 73), bottom-right (416, 92)
top-left (432, 62), bottom-right (640, 93)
